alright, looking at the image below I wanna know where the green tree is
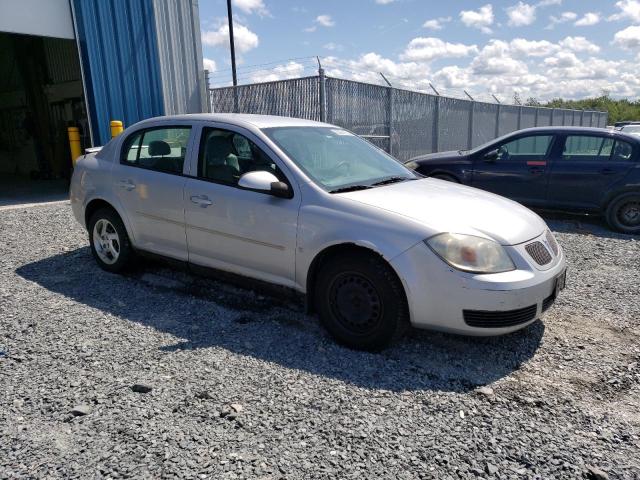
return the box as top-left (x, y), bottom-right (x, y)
top-left (540, 93), bottom-right (640, 125)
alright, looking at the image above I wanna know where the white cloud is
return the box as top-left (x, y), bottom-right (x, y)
top-left (506, 2), bottom-right (537, 26)
top-left (536, 0), bottom-right (561, 6)
top-left (546, 11), bottom-right (577, 28)
top-left (459, 4), bottom-right (494, 34)
top-left (201, 23), bottom-right (259, 53)
top-left (470, 40), bottom-right (528, 75)
top-left (232, 0), bottom-right (269, 16)
top-left (613, 25), bottom-right (640, 49)
top-left (543, 51), bottom-right (580, 68)
top-left (375, 0), bottom-right (396, 4)
top-left (510, 38), bottom-right (557, 56)
top-left (203, 58), bottom-right (217, 72)
top-left (558, 36), bottom-right (600, 54)
top-left (423, 17), bottom-right (452, 30)
top-left (250, 61), bottom-right (306, 83)
top-left (608, 0), bottom-right (640, 23)
top-left (323, 42), bottom-right (343, 51)
top-left (316, 14), bottom-right (335, 27)
top-left (433, 65), bottom-right (471, 88)
top-left (574, 12), bottom-right (600, 26)
top-left (401, 37), bottom-right (479, 61)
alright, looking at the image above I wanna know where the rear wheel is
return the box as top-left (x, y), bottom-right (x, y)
top-left (606, 193), bottom-right (640, 234)
top-left (314, 251), bottom-right (408, 351)
top-left (88, 208), bottom-right (134, 272)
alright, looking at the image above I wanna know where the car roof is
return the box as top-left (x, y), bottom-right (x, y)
top-left (134, 113), bottom-right (333, 129)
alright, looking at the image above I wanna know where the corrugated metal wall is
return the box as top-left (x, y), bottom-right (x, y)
top-left (72, 0), bottom-right (206, 146)
top-left (72, 0), bottom-right (165, 145)
top-left (153, 0), bottom-right (207, 115)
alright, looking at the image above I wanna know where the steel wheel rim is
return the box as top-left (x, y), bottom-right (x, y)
top-left (617, 200), bottom-right (640, 227)
top-left (92, 219), bottom-right (120, 265)
top-left (329, 272), bottom-right (383, 335)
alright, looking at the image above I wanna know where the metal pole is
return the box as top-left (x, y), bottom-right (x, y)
top-left (491, 94), bottom-right (501, 104)
top-left (318, 64), bottom-right (326, 123)
top-left (551, 108), bottom-right (556, 126)
top-left (387, 84), bottom-right (394, 155)
top-left (464, 90), bottom-right (474, 101)
top-left (433, 96), bottom-right (440, 152)
top-left (580, 109), bottom-right (585, 126)
top-left (467, 100), bottom-right (474, 149)
top-left (495, 103), bottom-right (501, 138)
top-left (534, 107), bottom-right (539, 127)
top-left (429, 82), bottom-right (440, 96)
top-left (379, 72), bottom-right (392, 87)
top-left (226, 0), bottom-right (238, 112)
top-left (517, 106), bottom-right (522, 130)
top-left (204, 69), bottom-right (211, 113)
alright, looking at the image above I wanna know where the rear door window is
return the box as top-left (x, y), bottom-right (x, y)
top-left (496, 135), bottom-right (554, 161)
top-left (562, 135), bottom-right (613, 162)
top-left (121, 127), bottom-right (191, 174)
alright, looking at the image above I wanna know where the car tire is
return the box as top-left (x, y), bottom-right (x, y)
top-left (314, 251), bottom-right (408, 351)
top-left (431, 173), bottom-right (458, 183)
top-left (88, 208), bottom-right (134, 273)
top-left (605, 193), bottom-right (640, 234)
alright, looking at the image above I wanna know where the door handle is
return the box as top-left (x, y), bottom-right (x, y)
top-left (529, 167), bottom-right (545, 175)
top-left (117, 180), bottom-right (136, 191)
top-left (600, 168), bottom-right (616, 175)
top-left (190, 195), bottom-right (213, 207)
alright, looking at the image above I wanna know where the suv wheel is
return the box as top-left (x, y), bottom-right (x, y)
top-left (606, 193), bottom-right (640, 234)
top-left (88, 208), bottom-right (133, 272)
top-left (314, 251), bottom-right (408, 351)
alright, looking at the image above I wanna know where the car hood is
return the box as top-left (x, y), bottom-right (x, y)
top-left (408, 150), bottom-right (465, 163)
top-left (340, 178), bottom-right (546, 246)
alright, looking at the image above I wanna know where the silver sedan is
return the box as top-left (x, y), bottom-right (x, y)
top-left (70, 114), bottom-right (566, 350)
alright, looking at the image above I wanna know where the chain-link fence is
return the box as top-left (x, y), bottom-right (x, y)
top-left (209, 75), bottom-right (609, 161)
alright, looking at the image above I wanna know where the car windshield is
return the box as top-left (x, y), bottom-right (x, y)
top-left (263, 126), bottom-right (416, 192)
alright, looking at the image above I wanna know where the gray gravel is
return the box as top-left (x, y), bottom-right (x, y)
top-left (1, 203), bottom-right (639, 479)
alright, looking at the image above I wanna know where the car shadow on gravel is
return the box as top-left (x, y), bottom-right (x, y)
top-left (17, 247), bottom-right (545, 393)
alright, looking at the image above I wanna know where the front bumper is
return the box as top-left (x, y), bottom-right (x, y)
top-left (390, 232), bottom-right (566, 336)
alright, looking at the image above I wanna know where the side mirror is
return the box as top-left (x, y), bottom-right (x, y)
top-left (484, 149), bottom-right (499, 162)
top-left (238, 171), bottom-right (292, 199)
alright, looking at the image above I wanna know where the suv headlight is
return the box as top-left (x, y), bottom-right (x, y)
top-left (425, 233), bottom-right (515, 274)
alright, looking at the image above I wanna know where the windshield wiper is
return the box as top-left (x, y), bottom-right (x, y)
top-left (370, 176), bottom-right (412, 187)
top-left (329, 184), bottom-right (372, 194)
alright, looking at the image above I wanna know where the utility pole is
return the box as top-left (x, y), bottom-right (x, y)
top-left (226, 0), bottom-right (238, 87)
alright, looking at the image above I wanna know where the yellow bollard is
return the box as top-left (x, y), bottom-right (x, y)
top-left (67, 127), bottom-right (82, 167)
top-left (110, 120), bottom-right (124, 138)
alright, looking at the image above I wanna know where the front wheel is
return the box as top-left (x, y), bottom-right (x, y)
top-left (606, 193), bottom-right (640, 234)
top-left (314, 252), bottom-right (408, 351)
top-left (88, 208), bottom-right (134, 272)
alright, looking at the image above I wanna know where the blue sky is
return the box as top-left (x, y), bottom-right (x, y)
top-left (200, 0), bottom-right (640, 101)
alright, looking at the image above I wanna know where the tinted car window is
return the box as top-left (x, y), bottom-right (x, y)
top-left (198, 128), bottom-right (283, 186)
top-left (497, 135), bottom-right (553, 160)
top-left (611, 140), bottom-right (634, 162)
top-left (122, 127), bottom-right (191, 174)
top-left (562, 135), bottom-right (612, 161)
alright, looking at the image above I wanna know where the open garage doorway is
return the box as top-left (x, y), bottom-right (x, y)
top-left (0, 32), bottom-right (88, 206)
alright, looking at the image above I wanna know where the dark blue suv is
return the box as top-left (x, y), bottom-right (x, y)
top-left (406, 127), bottom-right (640, 234)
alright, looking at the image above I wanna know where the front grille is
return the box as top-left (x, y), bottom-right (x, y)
top-left (525, 241), bottom-right (552, 266)
top-left (545, 230), bottom-right (559, 256)
top-left (542, 292), bottom-right (555, 312)
top-left (463, 304), bottom-right (538, 328)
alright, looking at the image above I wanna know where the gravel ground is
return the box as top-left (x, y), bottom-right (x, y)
top-left (1, 203), bottom-right (639, 479)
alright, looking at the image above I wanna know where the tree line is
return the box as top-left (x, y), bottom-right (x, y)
top-left (522, 93), bottom-right (640, 125)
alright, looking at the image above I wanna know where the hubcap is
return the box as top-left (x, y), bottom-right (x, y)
top-left (329, 272), bottom-right (383, 334)
top-left (92, 219), bottom-right (120, 265)
top-left (618, 201), bottom-right (640, 227)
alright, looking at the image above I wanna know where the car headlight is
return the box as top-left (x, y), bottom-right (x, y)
top-left (404, 161), bottom-right (419, 170)
top-left (425, 233), bottom-right (515, 273)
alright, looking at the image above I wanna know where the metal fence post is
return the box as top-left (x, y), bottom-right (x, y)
top-left (433, 96), bottom-right (440, 153)
top-left (387, 86), bottom-right (394, 155)
top-left (517, 106), bottom-right (522, 130)
top-left (580, 109), bottom-right (585, 126)
top-left (495, 103), bottom-right (501, 138)
top-left (204, 69), bottom-right (211, 113)
top-left (467, 101), bottom-right (474, 149)
top-left (534, 107), bottom-right (539, 127)
top-left (318, 68), bottom-right (326, 123)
